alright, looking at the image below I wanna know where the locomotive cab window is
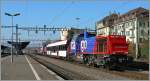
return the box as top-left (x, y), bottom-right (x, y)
top-left (88, 33), bottom-right (96, 38)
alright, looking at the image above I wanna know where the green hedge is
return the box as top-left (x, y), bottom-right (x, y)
top-left (140, 40), bottom-right (149, 58)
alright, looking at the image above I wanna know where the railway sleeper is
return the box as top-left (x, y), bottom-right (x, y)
top-left (28, 54), bottom-right (94, 80)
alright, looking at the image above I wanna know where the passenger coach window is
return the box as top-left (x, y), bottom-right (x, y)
top-left (63, 45), bottom-right (64, 50)
top-left (60, 46), bottom-right (61, 50)
top-left (59, 46), bottom-right (60, 50)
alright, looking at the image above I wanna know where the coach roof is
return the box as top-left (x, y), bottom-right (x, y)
top-left (47, 40), bottom-right (67, 47)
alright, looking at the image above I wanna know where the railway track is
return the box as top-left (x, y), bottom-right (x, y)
top-left (36, 54), bottom-right (149, 80)
top-left (28, 54), bottom-right (94, 80)
top-left (69, 59), bottom-right (149, 80)
top-left (67, 59), bottom-right (149, 80)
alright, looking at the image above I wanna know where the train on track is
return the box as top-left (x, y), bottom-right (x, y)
top-left (40, 31), bottom-right (133, 69)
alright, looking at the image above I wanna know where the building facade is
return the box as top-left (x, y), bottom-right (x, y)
top-left (60, 28), bottom-right (85, 40)
top-left (96, 7), bottom-right (149, 43)
top-left (60, 30), bottom-right (70, 40)
top-left (96, 13), bottom-right (118, 36)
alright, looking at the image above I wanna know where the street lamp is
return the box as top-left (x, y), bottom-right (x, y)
top-left (5, 12), bottom-right (20, 63)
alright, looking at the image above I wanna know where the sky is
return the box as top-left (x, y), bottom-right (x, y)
top-left (1, 0), bottom-right (149, 47)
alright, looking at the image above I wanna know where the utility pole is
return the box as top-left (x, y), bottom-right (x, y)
top-left (122, 23), bottom-right (125, 35)
top-left (16, 24), bottom-right (18, 55)
top-left (11, 16), bottom-right (14, 62)
top-left (135, 19), bottom-right (139, 60)
top-left (76, 17), bottom-right (80, 28)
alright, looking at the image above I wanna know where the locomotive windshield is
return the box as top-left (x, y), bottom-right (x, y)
top-left (88, 33), bottom-right (96, 37)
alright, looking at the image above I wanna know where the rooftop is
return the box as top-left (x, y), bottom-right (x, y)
top-left (97, 7), bottom-right (149, 26)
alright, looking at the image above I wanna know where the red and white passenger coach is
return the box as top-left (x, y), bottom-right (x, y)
top-left (46, 40), bottom-right (67, 57)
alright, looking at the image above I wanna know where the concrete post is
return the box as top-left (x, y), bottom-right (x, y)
top-left (135, 19), bottom-right (139, 60)
top-left (16, 24), bottom-right (18, 55)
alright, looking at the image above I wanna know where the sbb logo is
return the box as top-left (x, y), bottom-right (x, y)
top-left (80, 40), bottom-right (87, 52)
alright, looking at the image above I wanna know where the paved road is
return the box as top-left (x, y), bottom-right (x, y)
top-left (1, 54), bottom-right (62, 80)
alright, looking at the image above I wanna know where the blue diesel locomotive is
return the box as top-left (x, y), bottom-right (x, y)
top-left (69, 31), bottom-right (133, 69)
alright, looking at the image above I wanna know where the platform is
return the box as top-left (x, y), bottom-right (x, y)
top-left (1, 55), bottom-right (62, 80)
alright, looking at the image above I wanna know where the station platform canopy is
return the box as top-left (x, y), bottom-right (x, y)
top-left (7, 41), bottom-right (30, 50)
top-left (1, 45), bottom-right (9, 50)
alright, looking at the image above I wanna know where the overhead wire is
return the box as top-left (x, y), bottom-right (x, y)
top-left (79, 1), bottom-right (129, 28)
top-left (49, 1), bottom-right (75, 26)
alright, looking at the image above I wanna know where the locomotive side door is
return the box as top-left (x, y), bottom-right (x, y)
top-left (96, 38), bottom-right (107, 54)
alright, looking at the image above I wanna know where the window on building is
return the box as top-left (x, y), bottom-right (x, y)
top-left (141, 30), bottom-right (144, 36)
top-left (131, 30), bottom-right (134, 37)
top-left (143, 22), bottom-right (145, 27)
top-left (130, 21), bottom-right (132, 26)
top-left (126, 31), bottom-right (128, 36)
top-left (124, 23), bottom-right (126, 27)
top-left (128, 31), bottom-right (130, 36)
top-left (121, 31), bottom-right (124, 35)
top-left (131, 21), bottom-right (135, 27)
top-left (139, 38), bottom-right (143, 43)
top-left (132, 21), bottom-right (135, 27)
top-left (129, 22), bottom-right (131, 26)
top-left (98, 30), bottom-right (100, 34)
top-left (126, 23), bottom-right (128, 27)
top-left (128, 22), bottom-right (129, 26)
top-left (126, 31), bottom-right (130, 36)
top-left (115, 29), bottom-right (117, 33)
top-left (139, 22), bottom-right (142, 27)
